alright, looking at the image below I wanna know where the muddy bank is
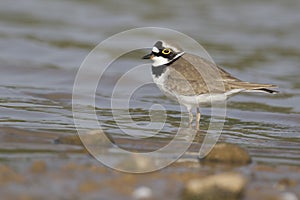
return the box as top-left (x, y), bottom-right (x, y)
top-left (0, 156), bottom-right (299, 200)
top-left (0, 127), bottom-right (299, 199)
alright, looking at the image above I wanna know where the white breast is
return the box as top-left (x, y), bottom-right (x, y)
top-left (152, 68), bottom-right (167, 90)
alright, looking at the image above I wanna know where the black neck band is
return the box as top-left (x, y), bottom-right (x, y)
top-left (152, 65), bottom-right (167, 77)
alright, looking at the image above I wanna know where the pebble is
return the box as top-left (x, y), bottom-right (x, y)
top-left (200, 143), bottom-right (251, 165)
top-left (79, 180), bottom-right (100, 193)
top-left (182, 172), bottom-right (247, 200)
top-left (55, 130), bottom-right (114, 148)
top-left (30, 160), bottom-right (47, 173)
top-left (117, 154), bottom-right (156, 173)
top-left (0, 165), bottom-right (25, 185)
top-left (132, 186), bottom-right (152, 199)
top-left (280, 192), bottom-right (298, 200)
top-left (276, 178), bottom-right (298, 190)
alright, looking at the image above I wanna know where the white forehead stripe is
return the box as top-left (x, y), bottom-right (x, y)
top-left (152, 46), bottom-right (159, 53)
top-left (161, 41), bottom-right (182, 52)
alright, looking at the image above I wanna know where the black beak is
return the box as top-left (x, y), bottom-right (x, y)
top-left (142, 52), bottom-right (153, 59)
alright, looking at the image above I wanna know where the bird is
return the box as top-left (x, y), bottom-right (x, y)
top-left (142, 40), bottom-right (278, 129)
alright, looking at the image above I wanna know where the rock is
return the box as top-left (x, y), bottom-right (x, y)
top-left (246, 191), bottom-right (282, 200)
top-left (30, 160), bottom-right (47, 173)
top-left (182, 172), bottom-right (247, 200)
top-left (0, 165), bottom-right (25, 185)
top-left (55, 130), bottom-right (114, 147)
top-left (117, 155), bottom-right (154, 173)
top-left (200, 143), bottom-right (251, 165)
top-left (280, 192), bottom-right (298, 200)
top-left (276, 178), bottom-right (298, 190)
top-left (55, 130), bottom-right (114, 156)
top-left (78, 180), bottom-right (100, 193)
top-left (54, 134), bottom-right (82, 146)
top-left (132, 186), bottom-right (152, 199)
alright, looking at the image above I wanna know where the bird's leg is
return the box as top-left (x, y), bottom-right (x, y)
top-left (196, 107), bottom-right (201, 130)
top-left (188, 108), bottom-right (193, 128)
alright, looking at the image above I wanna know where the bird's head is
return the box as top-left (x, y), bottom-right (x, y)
top-left (142, 40), bottom-right (185, 67)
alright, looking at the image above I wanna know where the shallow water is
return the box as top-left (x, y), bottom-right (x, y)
top-left (0, 0), bottom-right (300, 166)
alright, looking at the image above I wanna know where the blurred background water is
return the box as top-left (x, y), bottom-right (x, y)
top-left (0, 0), bottom-right (299, 165)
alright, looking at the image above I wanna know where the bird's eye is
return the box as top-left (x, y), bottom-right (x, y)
top-left (162, 48), bottom-right (171, 55)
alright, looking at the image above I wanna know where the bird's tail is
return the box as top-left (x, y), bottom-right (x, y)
top-left (252, 88), bottom-right (278, 94)
top-left (242, 82), bottom-right (279, 94)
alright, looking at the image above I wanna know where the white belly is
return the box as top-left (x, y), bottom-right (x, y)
top-left (177, 88), bottom-right (243, 107)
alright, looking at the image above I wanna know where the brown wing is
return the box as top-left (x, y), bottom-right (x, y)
top-left (164, 53), bottom-right (277, 96)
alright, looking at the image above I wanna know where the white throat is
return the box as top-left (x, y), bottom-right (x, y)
top-left (152, 52), bottom-right (184, 67)
top-left (152, 56), bottom-right (169, 67)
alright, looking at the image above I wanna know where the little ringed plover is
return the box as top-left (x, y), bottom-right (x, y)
top-left (142, 40), bottom-right (278, 129)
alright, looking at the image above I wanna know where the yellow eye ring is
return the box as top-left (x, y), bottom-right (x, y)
top-left (162, 48), bottom-right (171, 55)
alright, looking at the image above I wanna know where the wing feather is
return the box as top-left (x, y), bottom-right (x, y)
top-left (164, 54), bottom-right (277, 96)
